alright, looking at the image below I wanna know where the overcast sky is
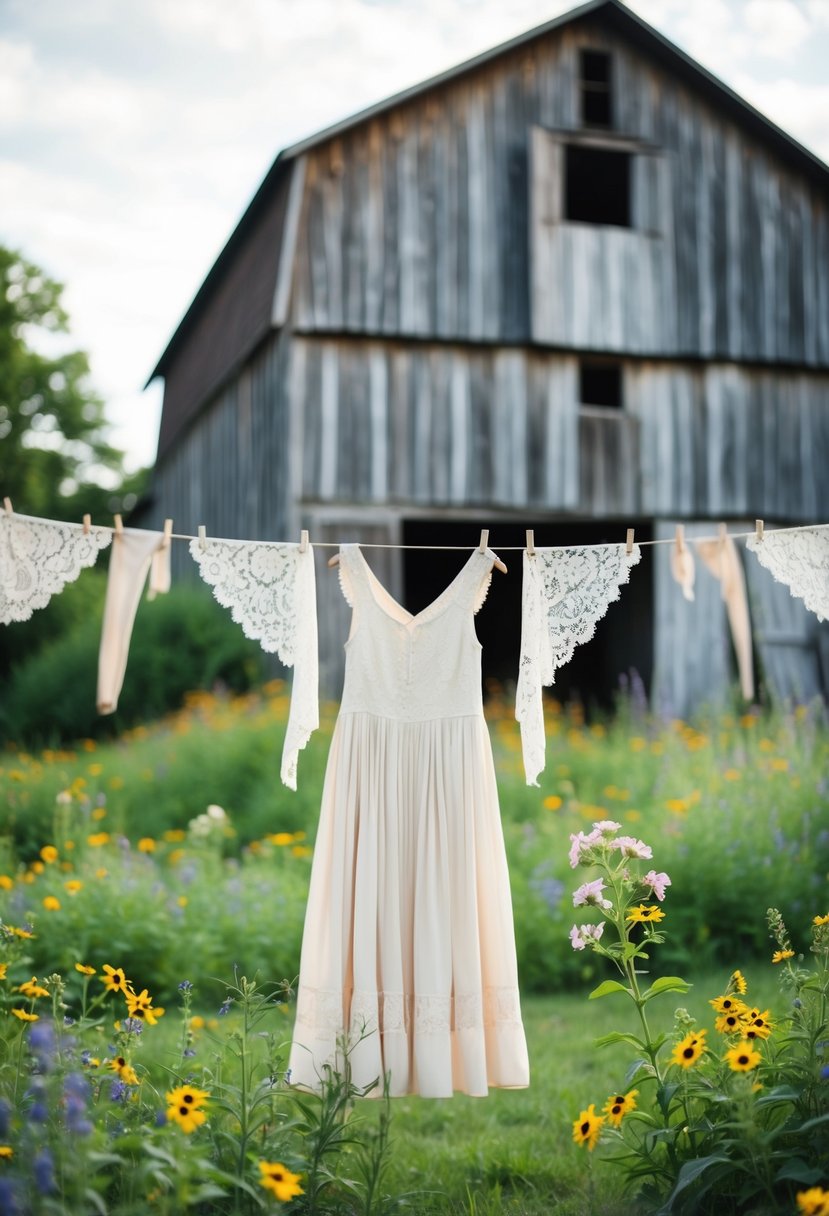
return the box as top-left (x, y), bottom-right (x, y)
top-left (2, 0), bottom-right (828, 476)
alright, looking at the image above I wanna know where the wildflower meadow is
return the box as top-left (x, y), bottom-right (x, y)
top-left (0, 684), bottom-right (827, 1213)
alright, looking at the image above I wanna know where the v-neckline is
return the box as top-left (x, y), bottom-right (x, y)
top-left (351, 546), bottom-right (486, 630)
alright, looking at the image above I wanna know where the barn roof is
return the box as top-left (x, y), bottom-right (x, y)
top-left (147, 0), bottom-right (829, 425)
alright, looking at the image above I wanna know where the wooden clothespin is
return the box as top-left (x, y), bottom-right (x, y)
top-left (479, 529), bottom-right (508, 573)
top-left (3, 497), bottom-right (12, 516)
top-left (674, 524), bottom-right (685, 553)
top-left (525, 529), bottom-right (535, 556)
top-left (718, 522), bottom-right (727, 549)
top-left (299, 529), bottom-right (309, 554)
top-left (327, 552), bottom-right (341, 569)
top-left (625, 527), bottom-right (635, 556)
top-left (82, 513), bottom-right (91, 535)
top-left (162, 518), bottom-right (173, 548)
top-left (755, 518), bottom-right (764, 542)
top-left (113, 514), bottom-right (124, 536)
top-left (197, 525), bottom-right (207, 551)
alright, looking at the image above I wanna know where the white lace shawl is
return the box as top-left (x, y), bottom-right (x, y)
top-left (189, 538), bottom-right (319, 789)
top-left (0, 512), bottom-right (111, 624)
top-left (746, 526), bottom-right (829, 623)
top-left (516, 544), bottom-right (641, 786)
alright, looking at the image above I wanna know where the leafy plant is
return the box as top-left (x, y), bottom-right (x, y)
top-left (566, 819), bottom-right (829, 1213)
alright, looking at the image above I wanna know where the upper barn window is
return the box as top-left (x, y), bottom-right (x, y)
top-left (565, 145), bottom-right (631, 227)
top-left (580, 49), bottom-right (613, 128)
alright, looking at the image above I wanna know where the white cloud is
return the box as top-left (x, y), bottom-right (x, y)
top-left (743, 0), bottom-right (810, 59)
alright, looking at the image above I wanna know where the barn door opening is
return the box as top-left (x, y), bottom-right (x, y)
top-left (401, 518), bottom-right (653, 713)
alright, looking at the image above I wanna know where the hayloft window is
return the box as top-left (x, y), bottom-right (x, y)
top-left (565, 145), bottom-right (630, 227)
top-left (580, 361), bottom-right (623, 410)
top-left (580, 49), bottom-right (613, 128)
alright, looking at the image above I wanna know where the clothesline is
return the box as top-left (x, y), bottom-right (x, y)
top-left (2, 498), bottom-right (823, 551)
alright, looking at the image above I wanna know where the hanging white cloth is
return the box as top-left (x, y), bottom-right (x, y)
top-left (516, 544), bottom-right (641, 786)
top-left (670, 542), bottom-right (696, 602)
top-left (97, 529), bottom-right (171, 714)
top-left (695, 533), bottom-right (754, 701)
top-left (746, 526), bottom-right (829, 623)
top-left (189, 538), bottom-right (318, 789)
top-left (0, 512), bottom-right (111, 625)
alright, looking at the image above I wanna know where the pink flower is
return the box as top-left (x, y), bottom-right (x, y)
top-left (568, 828), bottom-right (602, 868)
top-left (643, 870), bottom-right (671, 901)
top-left (573, 878), bottom-right (612, 910)
top-left (592, 820), bottom-right (622, 836)
top-left (612, 836), bottom-right (653, 861)
top-left (570, 923), bottom-right (605, 951)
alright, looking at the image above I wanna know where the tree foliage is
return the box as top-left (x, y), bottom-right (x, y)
top-left (0, 244), bottom-right (145, 521)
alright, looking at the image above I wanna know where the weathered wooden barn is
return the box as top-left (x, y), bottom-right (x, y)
top-left (142, 0), bottom-right (829, 714)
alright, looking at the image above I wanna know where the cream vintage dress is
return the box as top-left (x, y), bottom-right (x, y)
top-left (288, 544), bottom-right (529, 1098)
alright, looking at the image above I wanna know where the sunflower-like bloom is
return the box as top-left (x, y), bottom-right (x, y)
top-left (714, 1010), bottom-right (749, 1035)
top-left (730, 970), bottom-right (747, 995)
top-left (602, 1089), bottom-right (638, 1127)
top-left (772, 949), bottom-right (795, 963)
top-left (724, 1041), bottom-right (762, 1072)
top-left (17, 978), bottom-right (49, 999)
top-left (571, 1104), bottom-right (605, 1150)
top-left (126, 989), bottom-right (164, 1026)
top-left (100, 965), bottom-right (132, 996)
top-left (797, 1187), bottom-right (829, 1215)
top-left (11, 1009), bottom-right (38, 1022)
top-left (626, 904), bottom-right (665, 924)
top-left (744, 1010), bottom-right (773, 1041)
top-left (709, 995), bottom-right (747, 1015)
top-left (670, 1030), bottom-right (707, 1069)
top-left (108, 1056), bottom-right (139, 1085)
top-left (75, 963), bottom-right (96, 976)
top-left (258, 1161), bottom-right (304, 1202)
top-left (166, 1084), bottom-right (209, 1134)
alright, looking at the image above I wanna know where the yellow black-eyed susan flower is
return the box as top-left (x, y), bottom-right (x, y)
top-left (11, 1009), bottom-right (38, 1022)
top-left (258, 1161), bottom-right (304, 1201)
top-left (797, 1187), bottom-right (829, 1216)
top-left (100, 965), bottom-right (132, 996)
top-left (166, 1084), bottom-right (209, 1134)
top-left (571, 1104), bottom-right (604, 1150)
top-left (715, 1010), bottom-right (749, 1035)
top-left (772, 949), bottom-right (795, 964)
top-left (813, 914), bottom-right (829, 927)
top-left (17, 978), bottom-right (49, 999)
top-left (709, 995), bottom-right (746, 1015)
top-left (126, 989), bottom-right (165, 1026)
top-left (670, 1030), bottom-right (706, 1069)
top-left (108, 1056), bottom-right (139, 1085)
top-left (42, 896), bottom-right (60, 912)
top-left (74, 963), bottom-right (96, 976)
top-left (626, 905), bottom-right (665, 924)
top-left (725, 1041), bottom-right (761, 1072)
top-left (0, 965), bottom-right (7, 980)
top-left (39, 846), bottom-right (58, 864)
top-left (602, 1089), bottom-right (638, 1127)
top-left (730, 970), bottom-right (747, 995)
top-left (0, 1146), bottom-right (12, 1159)
top-left (744, 1010), bottom-right (773, 1041)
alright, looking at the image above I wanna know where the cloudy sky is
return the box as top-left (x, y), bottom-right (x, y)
top-left (2, 0), bottom-right (828, 476)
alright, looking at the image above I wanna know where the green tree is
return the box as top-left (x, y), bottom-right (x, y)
top-left (0, 245), bottom-right (149, 681)
top-left (0, 244), bottom-right (146, 521)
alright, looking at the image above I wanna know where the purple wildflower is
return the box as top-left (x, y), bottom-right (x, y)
top-left (573, 878), bottom-right (612, 910)
top-left (568, 829), bottom-right (603, 868)
top-left (569, 923), bottom-right (605, 951)
top-left (28, 1020), bottom-right (57, 1072)
top-left (178, 980), bottom-right (192, 992)
top-left (612, 836), bottom-right (653, 860)
top-left (0, 1177), bottom-right (21, 1215)
top-left (109, 1080), bottom-right (128, 1103)
top-left (218, 999), bottom-right (232, 1016)
top-left (122, 1018), bottom-right (143, 1036)
top-left (643, 870), bottom-right (671, 902)
top-left (33, 1148), bottom-right (56, 1195)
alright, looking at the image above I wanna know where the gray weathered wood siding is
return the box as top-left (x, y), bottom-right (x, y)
top-left (289, 19), bottom-right (829, 367)
top-left (292, 336), bottom-right (829, 521)
top-left (143, 332), bottom-right (292, 570)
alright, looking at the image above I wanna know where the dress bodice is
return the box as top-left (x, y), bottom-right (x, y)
top-left (337, 545), bottom-right (495, 722)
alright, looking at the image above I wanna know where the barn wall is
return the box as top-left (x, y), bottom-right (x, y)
top-left (292, 336), bottom-right (829, 521)
top-left (288, 20), bottom-right (829, 367)
top-left (144, 331), bottom-right (293, 572)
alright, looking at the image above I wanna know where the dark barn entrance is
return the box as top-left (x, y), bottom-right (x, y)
top-left (401, 519), bottom-right (653, 713)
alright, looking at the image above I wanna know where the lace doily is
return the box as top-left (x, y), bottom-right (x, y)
top-left (516, 544), bottom-right (641, 786)
top-left (0, 512), bottom-right (111, 625)
top-left (189, 538), bottom-right (318, 788)
top-left (747, 527), bottom-right (829, 623)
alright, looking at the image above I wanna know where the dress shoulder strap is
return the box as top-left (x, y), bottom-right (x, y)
top-left (336, 544), bottom-right (363, 608)
top-left (463, 548), bottom-right (496, 616)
